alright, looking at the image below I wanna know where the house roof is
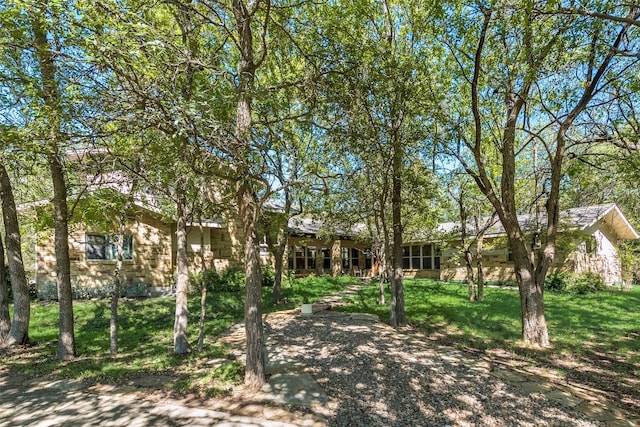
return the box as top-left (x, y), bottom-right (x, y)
top-left (288, 216), bottom-right (366, 239)
top-left (432, 203), bottom-right (639, 241)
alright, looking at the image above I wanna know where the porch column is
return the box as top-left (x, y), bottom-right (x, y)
top-left (331, 240), bottom-right (341, 277)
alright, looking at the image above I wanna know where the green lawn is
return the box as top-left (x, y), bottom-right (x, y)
top-left (3, 274), bottom-right (357, 397)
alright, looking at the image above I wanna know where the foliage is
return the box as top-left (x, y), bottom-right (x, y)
top-left (261, 264), bottom-right (275, 288)
top-left (190, 267), bottom-right (246, 294)
top-left (544, 272), bottom-right (571, 292)
top-left (570, 272), bottom-right (607, 295)
top-left (619, 241), bottom-right (640, 285)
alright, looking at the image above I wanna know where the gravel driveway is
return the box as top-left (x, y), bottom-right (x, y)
top-left (259, 310), bottom-right (628, 427)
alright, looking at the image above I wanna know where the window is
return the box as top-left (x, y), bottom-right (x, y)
top-left (341, 247), bottom-right (350, 270)
top-left (86, 234), bottom-right (133, 261)
top-left (351, 248), bottom-right (360, 267)
top-left (322, 248), bottom-right (331, 269)
top-left (401, 244), bottom-right (440, 270)
top-left (295, 246), bottom-right (305, 269)
top-left (307, 246), bottom-right (317, 269)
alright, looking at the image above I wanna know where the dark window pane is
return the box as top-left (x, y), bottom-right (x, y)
top-left (402, 257), bottom-right (410, 269)
top-left (86, 234), bottom-right (107, 260)
top-left (402, 246), bottom-right (410, 257)
top-left (422, 244), bottom-right (432, 256)
top-left (411, 257), bottom-right (420, 269)
top-left (434, 256), bottom-right (441, 270)
top-left (423, 258), bottom-right (432, 270)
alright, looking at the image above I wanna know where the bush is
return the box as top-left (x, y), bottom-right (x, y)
top-left (261, 265), bottom-right (275, 287)
top-left (197, 267), bottom-right (246, 293)
top-left (570, 272), bottom-right (606, 295)
top-left (544, 272), bottom-right (570, 292)
top-left (38, 280), bottom-right (58, 300)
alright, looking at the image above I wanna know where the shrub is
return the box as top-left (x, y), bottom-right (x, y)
top-left (199, 267), bottom-right (246, 293)
top-left (544, 272), bottom-right (570, 292)
top-left (261, 264), bottom-right (275, 287)
top-left (570, 272), bottom-right (606, 295)
top-left (38, 280), bottom-right (58, 300)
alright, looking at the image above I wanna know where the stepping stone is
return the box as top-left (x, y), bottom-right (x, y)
top-left (349, 313), bottom-right (380, 322)
top-left (545, 390), bottom-right (583, 408)
top-left (257, 373), bottom-right (328, 406)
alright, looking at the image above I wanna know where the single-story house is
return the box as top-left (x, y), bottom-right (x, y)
top-left (30, 200), bottom-right (637, 296)
top-left (405, 203), bottom-right (638, 285)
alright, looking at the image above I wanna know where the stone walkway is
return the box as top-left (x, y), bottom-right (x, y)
top-left (217, 280), bottom-right (639, 427)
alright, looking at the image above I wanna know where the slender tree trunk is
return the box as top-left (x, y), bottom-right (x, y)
top-left (110, 178), bottom-right (136, 357)
top-left (174, 190), bottom-right (190, 355)
top-left (32, 5), bottom-right (75, 360)
top-left (389, 140), bottom-right (405, 326)
top-left (272, 193), bottom-right (291, 304)
top-left (239, 180), bottom-right (265, 389)
top-left (476, 233), bottom-right (485, 301)
top-left (272, 225), bottom-right (287, 305)
top-left (198, 216), bottom-right (206, 352)
top-left (232, 0), bottom-right (267, 388)
top-left (0, 163), bottom-right (29, 345)
top-left (49, 153), bottom-right (75, 359)
top-left (110, 212), bottom-right (126, 356)
top-left (376, 243), bottom-right (385, 305)
top-left (458, 194), bottom-right (476, 301)
top-left (0, 233), bottom-right (9, 343)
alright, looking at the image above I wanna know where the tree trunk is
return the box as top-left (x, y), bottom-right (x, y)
top-left (376, 243), bottom-right (385, 305)
top-left (174, 190), bottom-right (190, 355)
top-left (272, 193), bottom-right (291, 304)
top-left (232, 0), bottom-right (267, 388)
top-left (110, 177), bottom-right (136, 357)
top-left (198, 216), bottom-right (207, 352)
top-left (0, 233), bottom-right (9, 343)
top-left (465, 249), bottom-right (476, 301)
top-left (272, 224), bottom-right (287, 305)
top-left (49, 153), bottom-right (76, 360)
top-left (513, 246), bottom-right (549, 346)
top-left (32, 4), bottom-right (75, 360)
top-left (476, 233), bottom-right (485, 301)
top-left (0, 162), bottom-right (30, 346)
top-left (389, 139), bottom-right (405, 326)
top-left (458, 194), bottom-right (476, 301)
top-left (238, 181), bottom-right (266, 389)
top-left (110, 210), bottom-right (126, 357)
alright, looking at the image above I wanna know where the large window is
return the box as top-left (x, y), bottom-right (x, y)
top-left (86, 234), bottom-right (133, 261)
top-left (289, 245), bottom-right (322, 270)
top-left (402, 244), bottom-right (440, 270)
top-left (341, 247), bottom-right (361, 270)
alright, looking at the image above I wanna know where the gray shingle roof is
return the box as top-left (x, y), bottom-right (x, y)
top-left (430, 203), bottom-right (638, 241)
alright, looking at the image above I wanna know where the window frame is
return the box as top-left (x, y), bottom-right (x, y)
top-left (401, 243), bottom-right (440, 270)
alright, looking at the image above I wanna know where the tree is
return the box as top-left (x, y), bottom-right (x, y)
top-left (0, 159), bottom-right (30, 346)
top-left (0, 231), bottom-right (8, 343)
top-left (440, 2), bottom-right (639, 346)
top-left (310, 0), bottom-right (442, 326)
top-left (30, 1), bottom-right (76, 359)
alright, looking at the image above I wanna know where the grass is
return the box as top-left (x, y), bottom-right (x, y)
top-left (341, 279), bottom-right (640, 355)
top-left (3, 274), bottom-right (358, 398)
